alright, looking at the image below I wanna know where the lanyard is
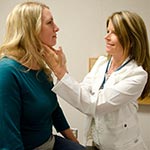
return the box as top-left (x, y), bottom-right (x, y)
top-left (99, 58), bottom-right (132, 89)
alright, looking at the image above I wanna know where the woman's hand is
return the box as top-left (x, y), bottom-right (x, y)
top-left (43, 45), bottom-right (68, 80)
top-left (60, 128), bottom-right (79, 144)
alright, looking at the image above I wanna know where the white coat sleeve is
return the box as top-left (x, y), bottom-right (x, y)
top-left (52, 56), bottom-right (106, 117)
top-left (52, 73), bottom-right (97, 116)
top-left (52, 60), bottom-right (148, 117)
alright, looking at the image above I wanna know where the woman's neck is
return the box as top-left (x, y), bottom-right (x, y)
top-left (107, 56), bottom-right (127, 75)
top-left (22, 59), bottom-right (40, 70)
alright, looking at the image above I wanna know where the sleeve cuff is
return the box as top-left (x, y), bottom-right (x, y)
top-left (52, 73), bottom-right (69, 92)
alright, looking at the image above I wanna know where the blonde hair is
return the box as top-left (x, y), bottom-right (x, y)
top-left (107, 11), bottom-right (150, 98)
top-left (0, 1), bottom-right (52, 80)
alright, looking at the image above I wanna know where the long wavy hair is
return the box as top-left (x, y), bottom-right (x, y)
top-left (106, 11), bottom-right (150, 98)
top-left (0, 1), bottom-right (53, 80)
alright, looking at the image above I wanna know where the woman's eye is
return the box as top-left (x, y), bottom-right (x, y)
top-left (107, 30), bottom-right (110, 34)
top-left (47, 21), bottom-right (52, 24)
top-left (107, 30), bottom-right (116, 35)
top-left (47, 19), bottom-right (54, 25)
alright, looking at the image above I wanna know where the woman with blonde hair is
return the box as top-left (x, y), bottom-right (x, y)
top-left (0, 1), bottom-right (86, 150)
top-left (44, 11), bottom-right (150, 150)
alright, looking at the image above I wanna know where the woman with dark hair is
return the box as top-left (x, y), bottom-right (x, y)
top-left (44, 11), bottom-right (150, 150)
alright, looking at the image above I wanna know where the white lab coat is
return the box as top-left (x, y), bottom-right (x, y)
top-left (52, 56), bottom-right (148, 150)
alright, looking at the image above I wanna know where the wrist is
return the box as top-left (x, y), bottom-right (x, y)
top-left (53, 68), bottom-right (67, 80)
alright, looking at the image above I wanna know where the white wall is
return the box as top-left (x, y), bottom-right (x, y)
top-left (0, 0), bottom-right (150, 148)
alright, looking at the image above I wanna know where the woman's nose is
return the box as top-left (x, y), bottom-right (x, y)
top-left (54, 23), bottom-right (59, 32)
top-left (104, 32), bottom-right (111, 40)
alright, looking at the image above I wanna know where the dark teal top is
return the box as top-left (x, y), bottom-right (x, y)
top-left (0, 57), bottom-right (69, 150)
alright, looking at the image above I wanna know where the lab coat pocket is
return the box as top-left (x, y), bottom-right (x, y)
top-left (115, 136), bottom-right (148, 150)
top-left (113, 116), bottom-right (145, 150)
top-left (105, 114), bottom-right (139, 144)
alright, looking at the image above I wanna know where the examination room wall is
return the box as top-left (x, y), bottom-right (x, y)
top-left (0, 0), bottom-right (150, 148)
